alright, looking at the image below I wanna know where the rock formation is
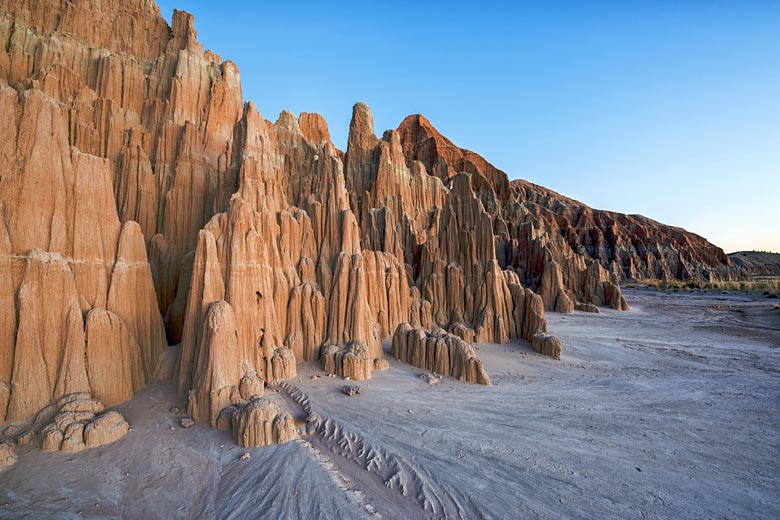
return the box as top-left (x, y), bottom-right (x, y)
top-left (0, 0), bottom-right (740, 444)
top-left (391, 324), bottom-right (492, 385)
top-left (512, 180), bottom-right (741, 282)
top-left (0, 441), bottom-right (15, 469)
top-left (395, 114), bottom-right (632, 313)
top-left (231, 397), bottom-right (297, 448)
top-left (531, 334), bottom-right (562, 360)
top-left (342, 385), bottom-right (362, 396)
top-left (40, 409), bottom-right (130, 453)
top-left (322, 343), bottom-right (373, 381)
top-left (4, 393), bottom-right (129, 452)
top-left (729, 251), bottom-right (780, 278)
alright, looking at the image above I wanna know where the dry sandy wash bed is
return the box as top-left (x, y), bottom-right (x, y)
top-left (1, 288), bottom-right (778, 519)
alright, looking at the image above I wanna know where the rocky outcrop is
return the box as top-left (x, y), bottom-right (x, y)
top-left (182, 299), bottom-right (274, 428)
top-left (41, 408), bottom-right (129, 452)
top-left (85, 308), bottom-right (144, 408)
top-left (321, 342), bottom-right (373, 381)
top-left (0, 0), bottom-right (245, 426)
top-left (513, 180), bottom-right (741, 282)
top-left (395, 113), bottom-right (731, 305)
top-left (0, 0), bottom-right (561, 432)
top-left (391, 323), bottom-right (491, 385)
top-left (153, 345), bottom-right (181, 380)
top-left (231, 397), bottom-right (297, 448)
top-left (729, 251), bottom-right (780, 278)
top-left (539, 261), bottom-right (575, 314)
top-left (2, 0), bottom-right (743, 443)
top-left (0, 51), bottom-right (167, 425)
top-left (82, 411), bottom-right (130, 448)
top-left (0, 441), bottom-right (15, 469)
top-left (531, 334), bottom-right (562, 360)
top-left (186, 301), bottom-right (244, 427)
top-left (5, 393), bottom-right (128, 453)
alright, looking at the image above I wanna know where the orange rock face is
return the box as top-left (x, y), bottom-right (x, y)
top-left (1, 0), bottom-right (733, 437)
top-left (391, 323), bottom-right (491, 385)
top-left (396, 114), bottom-right (632, 312)
top-left (0, 0), bottom-right (219, 427)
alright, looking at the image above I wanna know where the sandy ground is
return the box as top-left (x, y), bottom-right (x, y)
top-left (1, 288), bottom-right (779, 519)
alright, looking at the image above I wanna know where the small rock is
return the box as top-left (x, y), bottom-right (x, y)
top-left (311, 375), bottom-right (320, 380)
top-left (2, 425), bottom-right (19, 438)
top-left (84, 411), bottom-right (129, 448)
top-left (342, 385), bottom-right (361, 396)
top-left (169, 426), bottom-right (175, 431)
top-left (16, 430), bottom-right (36, 446)
top-left (240, 452), bottom-right (251, 461)
top-left (420, 373), bottom-right (440, 385)
top-left (636, 467), bottom-right (642, 472)
top-left (344, 376), bottom-right (351, 381)
top-left (0, 442), bottom-right (16, 469)
top-left (169, 407), bottom-right (181, 414)
top-left (180, 417), bottom-right (195, 429)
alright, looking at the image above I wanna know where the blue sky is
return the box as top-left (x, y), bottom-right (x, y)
top-left (156, 1), bottom-right (779, 253)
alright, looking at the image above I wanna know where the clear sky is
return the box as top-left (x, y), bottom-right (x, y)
top-left (156, 1), bottom-right (779, 253)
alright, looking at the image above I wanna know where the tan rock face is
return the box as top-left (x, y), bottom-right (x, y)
top-left (186, 301), bottom-right (247, 428)
top-left (396, 114), bottom-right (647, 309)
top-left (231, 397), bottom-right (297, 448)
top-left (0, 0), bottom-right (556, 429)
top-left (531, 334), bottom-right (562, 360)
top-left (0, 441), bottom-right (15, 469)
top-left (2, 0), bottom-right (734, 440)
top-left (391, 323), bottom-right (491, 385)
top-left (0, 0), bottom-right (171, 425)
top-left (321, 342), bottom-right (373, 381)
top-left (9, 393), bottom-right (128, 453)
top-left (83, 411), bottom-right (130, 448)
top-left (539, 261), bottom-right (575, 314)
top-left (85, 309), bottom-right (144, 408)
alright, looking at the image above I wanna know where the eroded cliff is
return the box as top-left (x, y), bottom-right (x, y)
top-left (0, 0), bottom-right (735, 446)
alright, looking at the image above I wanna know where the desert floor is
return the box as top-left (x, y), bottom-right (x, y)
top-left (1, 288), bottom-right (779, 519)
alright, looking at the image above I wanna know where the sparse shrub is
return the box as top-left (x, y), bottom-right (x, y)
top-left (627, 276), bottom-right (780, 296)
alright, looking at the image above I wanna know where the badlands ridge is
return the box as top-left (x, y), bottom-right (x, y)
top-left (0, 0), bottom-right (743, 462)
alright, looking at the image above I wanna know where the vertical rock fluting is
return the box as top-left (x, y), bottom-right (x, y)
top-left (231, 397), bottom-right (297, 448)
top-left (391, 323), bottom-right (491, 385)
top-left (0, 1), bottom-right (246, 346)
top-left (321, 342), bottom-right (373, 381)
top-left (0, 0), bottom-right (236, 426)
top-left (177, 109), bottom-right (384, 398)
top-left (0, 98), bottom-right (167, 424)
top-left (2, 0), bottom-right (739, 438)
top-left (184, 299), bottom-right (269, 428)
top-left (395, 114), bottom-right (635, 311)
